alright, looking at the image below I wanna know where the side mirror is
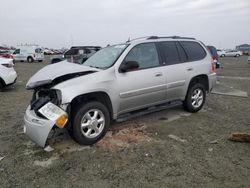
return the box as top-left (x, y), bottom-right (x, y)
top-left (120, 61), bottom-right (139, 73)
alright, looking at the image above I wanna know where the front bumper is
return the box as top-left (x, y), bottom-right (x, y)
top-left (23, 106), bottom-right (55, 147)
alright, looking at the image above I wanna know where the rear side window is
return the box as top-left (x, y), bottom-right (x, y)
top-left (180, 41), bottom-right (206, 61)
top-left (159, 42), bottom-right (179, 65)
top-left (64, 49), bottom-right (78, 56)
top-left (176, 42), bottom-right (188, 62)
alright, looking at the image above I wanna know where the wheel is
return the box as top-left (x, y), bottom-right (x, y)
top-left (235, 54), bottom-right (240, 57)
top-left (72, 101), bottom-right (110, 145)
top-left (183, 83), bottom-right (206, 113)
top-left (221, 54), bottom-right (225, 57)
top-left (27, 57), bottom-right (34, 63)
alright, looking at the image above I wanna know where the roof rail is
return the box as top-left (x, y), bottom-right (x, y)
top-left (147, 36), bottom-right (196, 40)
top-left (126, 36), bottom-right (157, 43)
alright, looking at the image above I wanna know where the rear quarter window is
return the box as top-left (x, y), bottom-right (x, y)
top-left (180, 41), bottom-right (206, 61)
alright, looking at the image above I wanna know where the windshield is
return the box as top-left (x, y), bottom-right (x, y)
top-left (83, 44), bottom-right (128, 69)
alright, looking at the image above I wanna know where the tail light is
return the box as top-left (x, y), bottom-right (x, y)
top-left (1, 63), bottom-right (13, 68)
top-left (211, 58), bottom-right (216, 72)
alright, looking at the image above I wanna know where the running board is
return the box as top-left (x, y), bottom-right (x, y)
top-left (116, 100), bottom-right (182, 122)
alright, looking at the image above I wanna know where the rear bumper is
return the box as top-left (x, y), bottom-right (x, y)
top-left (208, 73), bottom-right (217, 92)
top-left (23, 106), bottom-right (55, 147)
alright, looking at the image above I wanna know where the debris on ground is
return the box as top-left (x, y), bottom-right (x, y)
top-left (96, 126), bottom-right (153, 151)
top-left (208, 148), bottom-right (213, 152)
top-left (33, 156), bottom-right (59, 168)
top-left (209, 140), bottom-right (218, 144)
top-left (0, 156), bottom-right (5, 161)
top-left (229, 133), bottom-right (250, 143)
top-left (44, 145), bottom-right (54, 152)
top-left (168, 134), bottom-right (187, 143)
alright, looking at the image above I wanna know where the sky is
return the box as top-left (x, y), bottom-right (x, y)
top-left (0, 0), bottom-right (249, 49)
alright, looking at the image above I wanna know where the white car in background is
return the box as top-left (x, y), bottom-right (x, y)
top-left (0, 57), bottom-right (17, 90)
top-left (218, 50), bottom-right (242, 57)
top-left (216, 49), bottom-right (226, 57)
top-left (12, 45), bottom-right (44, 63)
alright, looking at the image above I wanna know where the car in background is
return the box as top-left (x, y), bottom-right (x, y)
top-left (0, 53), bottom-right (13, 59)
top-left (12, 45), bottom-right (44, 63)
top-left (219, 50), bottom-right (242, 57)
top-left (51, 46), bottom-right (101, 64)
top-left (0, 57), bottom-right (17, 91)
top-left (216, 49), bottom-right (225, 57)
top-left (207, 46), bottom-right (220, 68)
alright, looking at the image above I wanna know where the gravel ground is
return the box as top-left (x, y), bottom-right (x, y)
top-left (0, 56), bottom-right (249, 188)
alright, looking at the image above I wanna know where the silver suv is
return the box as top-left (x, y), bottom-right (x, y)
top-left (24, 36), bottom-right (217, 147)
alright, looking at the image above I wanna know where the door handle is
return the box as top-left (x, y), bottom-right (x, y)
top-left (187, 67), bottom-right (193, 71)
top-left (155, 72), bottom-right (163, 77)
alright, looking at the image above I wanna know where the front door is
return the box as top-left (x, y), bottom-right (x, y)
top-left (117, 42), bottom-right (166, 114)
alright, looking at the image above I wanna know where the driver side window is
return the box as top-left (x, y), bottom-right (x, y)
top-left (13, 49), bottom-right (20, 54)
top-left (124, 43), bottom-right (159, 70)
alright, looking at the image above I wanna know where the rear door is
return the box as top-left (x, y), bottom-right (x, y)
top-left (157, 41), bottom-right (189, 100)
top-left (117, 42), bottom-right (167, 113)
top-left (35, 48), bottom-right (44, 59)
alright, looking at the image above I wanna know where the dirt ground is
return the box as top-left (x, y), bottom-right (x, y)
top-left (0, 56), bottom-right (250, 188)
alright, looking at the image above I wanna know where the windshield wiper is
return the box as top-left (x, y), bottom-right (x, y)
top-left (89, 65), bottom-right (103, 69)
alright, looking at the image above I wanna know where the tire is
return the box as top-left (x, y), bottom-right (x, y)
top-left (183, 83), bottom-right (206, 113)
top-left (221, 54), bottom-right (225, 57)
top-left (0, 81), bottom-right (3, 92)
top-left (72, 101), bottom-right (110, 145)
top-left (27, 57), bottom-right (34, 63)
top-left (235, 54), bottom-right (240, 57)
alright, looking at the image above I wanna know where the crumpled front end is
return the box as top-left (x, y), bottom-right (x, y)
top-left (23, 89), bottom-right (68, 147)
top-left (23, 106), bottom-right (55, 147)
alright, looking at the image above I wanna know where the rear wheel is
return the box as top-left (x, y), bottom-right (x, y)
top-left (27, 57), bottom-right (34, 63)
top-left (221, 54), bottom-right (225, 57)
top-left (72, 101), bottom-right (110, 145)
top-left (235, 54), bottom-right (240, 57)
top-left (183, 83), bottom-right (206, 113)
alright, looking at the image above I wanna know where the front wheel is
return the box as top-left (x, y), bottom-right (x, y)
top-left (72, 101), bottom-right (110, 145)
top-left (183, 83), bottom-right (206, 113)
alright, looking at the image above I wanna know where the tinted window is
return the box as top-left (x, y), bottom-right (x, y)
top-left (176, 42), bottom-right (188, 62)
top-left (207, 46), bottom-right (218, 56)
top-left (84, 49), bottom-right (91, 54)
top-left (181, 41), bottom-right (206, 61)
top-left (64, 49), bottom-right (78, 56)
top-left (35, 48), bottom-right (42, 53)
top-left (124, 43), bottom-right (159, 69)
top-left (13, 49), bottom-right (20, 54)
top-left (159, 42), bottom-right (180, 65)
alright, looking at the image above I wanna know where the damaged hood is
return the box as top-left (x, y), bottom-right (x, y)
top-left (26, 60), bottom-right (99, 89)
